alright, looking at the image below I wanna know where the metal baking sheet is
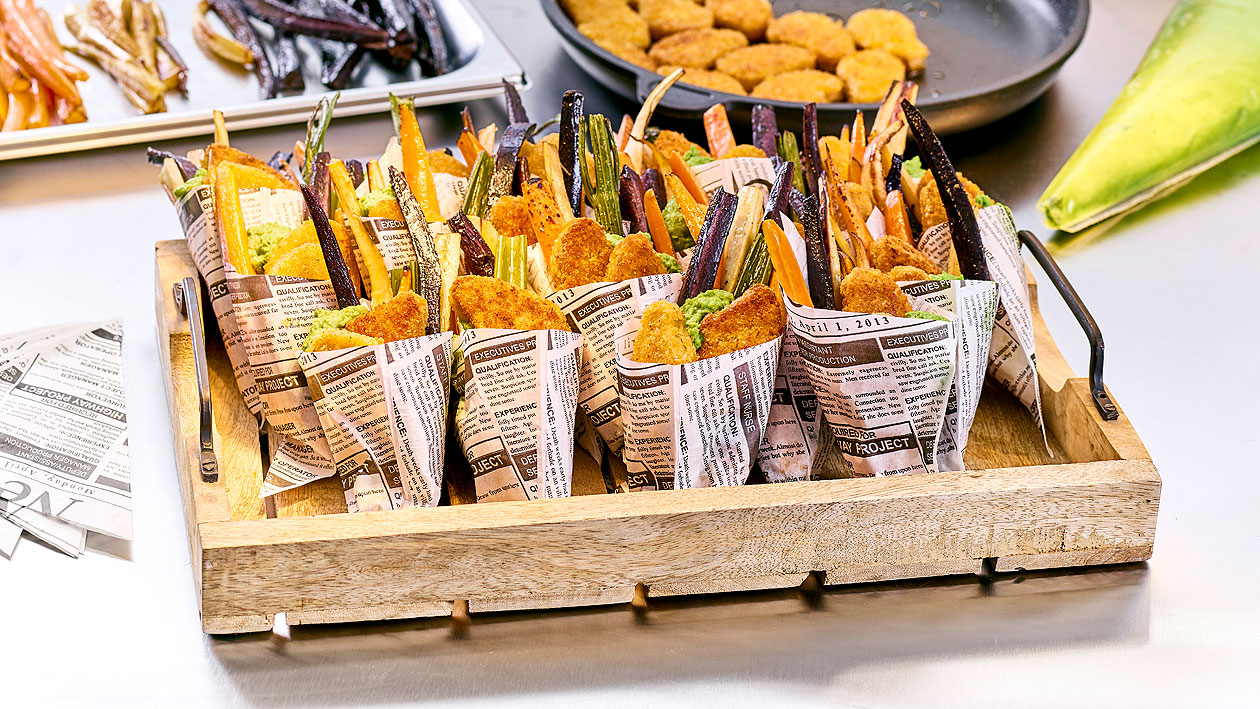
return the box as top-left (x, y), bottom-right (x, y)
top-left (0, 0), bottom-right (527, 161)
top-left (541, 0), bottom-right (1088, 135)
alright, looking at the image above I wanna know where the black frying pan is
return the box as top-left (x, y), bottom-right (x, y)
top-left (540, 0), bottom-right (1088, 135)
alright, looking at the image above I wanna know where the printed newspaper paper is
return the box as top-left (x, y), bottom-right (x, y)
top-left (614, 297), bottom-right (781, 491)
top-left (546, 273), bottom-right (681, 452)
top-left (691, 157), bottom-right (776, 197)
top-left (174, 183), bottom-right (262, 417)
top-left (786, 302), bottom-right (956, 477)
top-left (456, 328), bottom-right (583, 502)
top-left (917, 205), bottom-right (1046, 437)
top-left (226, 187), bottom-right (339, 496)
top-left (758, 325), bottom-right (821, 483)
top-left (0, 320), bottom-right (131, 555)
top-left (299, 333), bottom-right (453, 512)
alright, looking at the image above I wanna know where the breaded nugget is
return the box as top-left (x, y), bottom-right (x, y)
top-left (265, 243), bottom-right (330, 281)
top-left (549, 217), bottom-right (614, 289)
top-left (872, 238), bottom-right (940, 275)
top-left (843, 180), bottom-right (875, 220)
top-left (846, 8), bottom-right (929, 72)
top-left (705, 0), bottom-right (772, 41)
top-left (562, 0), bottom-right (633, 25)
top-left (579, 13), bottom-right (652, 50)
top-left (716, 43), bottom-right (816, 91)
top-left (648, 27), bottom-right (747, 69)
top-left (838, 267), bottom-right (910, 316)
top-left (835, 49), bottom-right (905, 103)
top-left (606, 233), bottom-right (667, 282)
top-left (270, 221), bottom-right (319, 266)
top-left (765, 11), bottom-right (855, 71)
top-left (487, 195), bottom-right (535, 240)
top-left (427, 149), bottom-right (471, 178)
top-left (306, 329), bottom-right (383, 352)
top-left (914, 171), bottom-right (987, 229)
top-left (652, 129), bottom-right (709, 159)
top-left (366, 196), bottom-right (404, 221)
top-left (658, 65), bottom-right (747, 95)
top-left (697, 283), bottom-right (785, 358)
top-left (452, 276), bottom-right (570, 331)
top-left (887, 265), bottom-right (930, 281)
top-left (595, 38), bottom-right (658, 71)
top-left (346, 291), bottom-right (430, 343)
top-left (718, 144), bottom-right (767, 159)
top-left (632, 300), bottom-right (698, 364)
top-left (752, 69), bottom-right (843, 103)
top-left (640, 0), bottom-right (714, 40)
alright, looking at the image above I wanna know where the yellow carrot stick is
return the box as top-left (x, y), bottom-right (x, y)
top-left (329, 160), bottom-right (390, 304)
top-left (399, 106), bottom-right (442, 223)
top-left (214, 162), bottom-right (250, 274)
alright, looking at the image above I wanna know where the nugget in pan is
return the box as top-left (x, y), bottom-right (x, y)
top-left (658, 65), bottom-right (747, 95)
top-left (706, 0), bottom-right (772, 41)
top-left (578, 13), bottom-right (652, 50)
top-left (640, 0), bottom-right (714, 40)
top-left (562, 0), bottom-right (635, 25)
top-left (648, 27), bottom-right (747, 69)
top-left (596, 39), bottom-right (658, 71)
top-left (838, 267), bottom-right (910, 317)
top-left (696, 283), bottom-right (785, 358)
top-left (752, 69), bottom-right (843, 103)
top-left (606, 233), bottom-right (668, 282)
top-left (549, 217), bottom-right (615, 290)
top-left (632, 300), bottom-right (698, 365)
top-left (872, 237), bottom-right (940, 275)
top-left (835, 49), bottom-right (905, 104)
top-left (716, 43), bottom-right (816, 91)
top-left (846, 8), bottom-right (929, 72)
top-left (765, 11), bottom-right (855, 71)
top-left (345, 291), bottom-right (430, 342)
top-left (452, 276), bottom-right (570, 331)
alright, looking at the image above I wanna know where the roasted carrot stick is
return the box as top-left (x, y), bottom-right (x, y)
top-left (761, 219), bottom-right (810, 307)
top-left (666, 174), bottom-right (705, 240)
top-left (848, 111), bottom-right (866, 183)
top-left (614, 113), bottom-right (633, 152)
top-left (884, 190), bottom-right (914, 244)
top-left (667, 153), bottom-right (708, 205)
top-left (703, 104), bottom-right (736, 159)
top-left (399, 105), bottom-right (442, 223)
top-left (214, 162), bottom-right (251, 274)
top-left (329, 160), bottom-right (390, 304)
top-left (643, 188), bottom-right (675, 256)
top-left (456, 129), bottom-right (484, 168)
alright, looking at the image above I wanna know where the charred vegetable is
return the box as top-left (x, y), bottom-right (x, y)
top-left (559, 90), bottom-right (585, 217)
top-left (448, 212), bottom-right (495, 278)
top-left (389, 166), bottom-right (442, 334)
top-left (301, 184), bottom-right (359, 308)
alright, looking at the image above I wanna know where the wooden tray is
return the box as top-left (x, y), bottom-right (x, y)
top-left (156, 240), bottom-right (1160, 634)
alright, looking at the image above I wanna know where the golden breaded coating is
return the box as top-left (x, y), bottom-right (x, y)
top-left (596, 38), bottom-right (658, 70)
top-left (914, 171), bottom-right (987, 229)
top-left (549, 217), bottom-right (614, 290)
top-left (765, 11), bottom-right (855, 71)
top-left (752, 69), bottom-right (843, 103)
top-left (658, 65), bottom-right (747, 95)
top-left (835, 49), bottom-right (905, 103)
top-left (632, 300), bottom-right (698, 365)
top-left (872, 238), bottom-right (941, 275)
top-left (270, 221), bottom-right (318, 266)
top-left (306, 329), bottom-right (383, 352)
top-left (346, 291), bottom-right (430, 343)
top-left (842, 180), bottom-right (875, 220)
top-left (846, 8), bottom-right (929, 72)
top-left (640, 0), bottom-right (714, 40)
top-left (579, 14), bottom-right (652, 50)
top-left (652, 129), bottom-right (709, 159)
top-left (452, 276), bottom-right (569, 331)
top-left (838, 267), bottom-right (910, 317)
top-left (366, 196), bottom-right (404, 221)
top-left (718, 144), bottom-right (767, 159)
top-left (265, 242), bottom-right (330, 280)
top-left (648, 27), bottom-right (747, 69)
top-left (706, 0), bottom-right (772, 41)
top-left (716, 43), bottom-right (816, 91)
top-left (606, 233), bottom-right (668, 282)
top-left (487, 195), bottom-right (536, 240)
top-left (697, 283), bottom-right (785, 358)
top-left (562, 0), bottom-right (634, 25)
top-left (427, 149), bottom-right (471, 178)
top-left (887, 265), bottom-right (930, 281)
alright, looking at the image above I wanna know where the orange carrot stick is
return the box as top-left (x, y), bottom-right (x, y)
top-left (666, 174), bottom-right (705, 240)
top-left (614, 113), bottom-right (633, 152)
top-left (399, 106), bottom-right (442, 223)
top-left (703, 104), bottom-right (736, 159)
top-left (457, 130), bottom-right (484, 168)
top-left (761, 219), bottom-right (810, 307)
top-left (848, 110), bottom-right (866, 183)
top-left (884, 190), bottom-right (914, 244)
top-left (667, 153), bottom-right (708, 205)
top-left (643, 189), bottom-right (674, 256)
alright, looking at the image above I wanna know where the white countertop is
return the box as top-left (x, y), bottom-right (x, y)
top-left (1, 1), bottom-right (1257, 706)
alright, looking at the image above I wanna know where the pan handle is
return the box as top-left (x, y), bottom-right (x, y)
top-left (173, 277), bottom-right (220, 482)
top-left (1016, 230), bottom-right (1118, 421)
top-left (636, 72), bottom-right (722, 113)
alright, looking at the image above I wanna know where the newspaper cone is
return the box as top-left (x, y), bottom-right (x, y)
top-left (456, 328), bottom-right (583, 502)
top-left (691, 157), bottom-right (776, 197)
top-left (546, 273), bottom-right (682, 452)
top-left (786, 300), bottom-right (956, 477)
top-left (916, 205), bottom-right (1046, 441)
top-left (758, 325), bottom-right (822, 483)
top-left (899, 279), bottom-right (999, 471)
top-left (299, 333), bottom-right (452, 512)
top-left (614, 307), bottom-right (781, 491)
top-left (172, 184), bottom-right (262, 417)
top-left (225, 187), bottom-right (340, 495)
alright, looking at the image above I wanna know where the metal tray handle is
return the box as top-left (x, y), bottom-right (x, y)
top-left (1016, 230), bottom-right (1118, 421)
top-left (173, 277), bottom-right (220, 482)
